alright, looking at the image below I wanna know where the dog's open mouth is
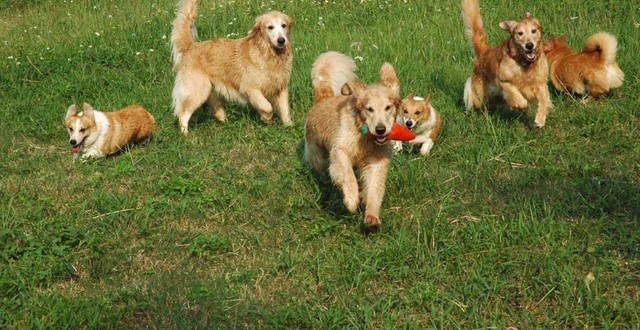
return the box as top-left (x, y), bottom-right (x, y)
top-left (524, 49), bottom-right (536, 62)
top-left (374, 136), bottom-right (388, 145)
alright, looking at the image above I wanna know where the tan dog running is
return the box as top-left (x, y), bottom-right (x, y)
top-left (462, 0), bottom-right (552, 128)
top-left (171, 0), bottom-right (293, 134)
top-left (395, 93), bottom-right (441, 155)
top-left (546, 33), bottom-right (624, 99)
top-left (304, 51), bottom-right (401, 231)
top-left (65, 103), bottom-right (155, 160)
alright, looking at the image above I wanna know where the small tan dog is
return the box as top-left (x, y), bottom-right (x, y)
top-left (546, 33), bottom-right (624, 99)
top-left (171, 0), bottom-right (293, 134)
top-left (462, 0), bottom-right (552, 128)
top-left (394, 93), bottom-right (441, 155)
top-left (304, 51), bottom-right (400, 231)
top-left (65, 103), bottom-right (155, 160)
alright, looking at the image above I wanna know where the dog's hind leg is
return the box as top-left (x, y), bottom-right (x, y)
top-left (207, 93), bottom-right (227, 123)
top-left (246, 89), bottom-right (274, 124)
top-left (173, 73), bottom-right (212, 134)
top-left (359, 159), bottom-right (389, 229)
top-left (273, 88), bottom-right (292, 126)
top-left (329, 149), bottom-right (359, 213)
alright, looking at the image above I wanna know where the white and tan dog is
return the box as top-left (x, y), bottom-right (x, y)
top-left (462, 0), bottom-right (552, 128)
top-left (394, 93), bottom-right (441, 155)
top-left (304, 51), bottom-right (400, 231)
top-left (64, 103), bottom-right (155, 160)
top-left (171, 0), bottom-right (293, 134)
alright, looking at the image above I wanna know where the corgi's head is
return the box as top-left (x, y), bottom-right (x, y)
top-left (64, 103), bottom-right (97, 153)
top-left (398, 93), bottom-right (432, 130)
top-left (341, 62), bottom-right (400, 145)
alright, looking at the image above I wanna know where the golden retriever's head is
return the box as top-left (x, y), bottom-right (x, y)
top-left (250, 11), bottom-right (293, 52)
top-left (499, 13), bottom-right (543, 63)
top-left (399, 93), bottom-right (432, 130)
top-left (341, 63), bottom-right (400, 145)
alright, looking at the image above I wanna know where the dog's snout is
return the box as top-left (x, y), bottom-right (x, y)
top-left (525, 42), bottom-right (534, 50)
top-left (375, 124), bottom-right (387, 136)
top-left (405, 120), bottom-right (414, 129)
top-left (277, 37), bottom-right (286, 46)
top-left (69, 139), bottom-right (77, 146)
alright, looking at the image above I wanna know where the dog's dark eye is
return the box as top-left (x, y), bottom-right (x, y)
top-left (268, 25), bottom-right (274, 30)
top-left (366, 107), bottom-right (374, 113)
top-left (80, 128), bottom-right (86, 133)
top-left (531, 29), bottom-right (537, 34)
top-left (385, 105), bottom-right (392, 112)
top-left (517, 31), bottom-right (524, 36)
top-left (403, 110), bottom-right (408, 114)
top-left (281, 24), bottom-right (287, 28)
top-left (415, 111), bottom-right (421, 115)
top-left (67, 127), bottom-right (72, 131)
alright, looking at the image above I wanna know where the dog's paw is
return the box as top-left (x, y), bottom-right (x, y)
top-left (534, 115), bottom-right (546, 128)
top-left (363, 215), bottom-right (381, 232)
top-left (343, 194), bottom-right (359, 213)
top-left (420, 140), bottom-right (434, 155)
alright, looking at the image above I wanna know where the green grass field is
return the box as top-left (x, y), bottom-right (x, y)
top-left (1, 0), bottom-right (638, 328)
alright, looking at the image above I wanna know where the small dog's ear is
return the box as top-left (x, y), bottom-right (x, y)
top-left (498, 20), bottom-right (517, 32)
top-left (424, 93), bottom-right (432, 104)
top-left (65, 104), bottom-right (77, 119)
top-left (379, 63), bottom-right (399, 94)
top-left (406, 92), bottom-right (416, 100)
top-left (558, 35), bottom-right (567, 43)
top-left (341, 82), bottom-right (354, 96)
top-left (82, 103), bottom-right (95, 120)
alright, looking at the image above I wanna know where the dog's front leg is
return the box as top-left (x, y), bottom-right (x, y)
top-left (246, 89), bottom-right (274, 124)
top-left (329, 148), bottom-right (359, 213)
top-left (500, 82), bottom-right (528, 109)
top-left (360, 159), bottom-right (389, 229)
top-left (273, 88), bottom-right (292, 126)
top-left (533, 85), bottom-right (553, 128)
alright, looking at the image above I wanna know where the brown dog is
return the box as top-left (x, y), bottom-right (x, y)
top-left (171, 0), bottom-right (293, 134)
top-left (304, 52), bottom-right (400, 230)
top-left (462, 0), bottom-right (552, 128)
top-left (546, 33), bottom-right (624, 99)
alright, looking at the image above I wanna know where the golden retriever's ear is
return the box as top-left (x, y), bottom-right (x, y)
top-left (341, 83), bottom-right (354, 96)
top-left (498, 20), bottom-right (517, 32)
top-left (65, 104), bottom-right (77, 120)
top-left (379, 63), bottom-right (399, 94)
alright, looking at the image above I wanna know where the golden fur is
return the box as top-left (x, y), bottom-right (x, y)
top-left (64, 103), bottom-right (155, 159)
top-left (304, 51), bottom-right (400, 230)
top-left (171, 0), bottom-right (293, 134)
top-left (546, 33), bottom-right (624, 99)
top-left (462, 0), bottom-right (552, 128)
top-left (395, 93), bottom-right (441, 155)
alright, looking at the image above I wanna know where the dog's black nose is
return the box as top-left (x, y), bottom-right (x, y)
top-left (375, 124), bottom-right (386, 136)
top-left (406, 120), bottom-right (414, 128)
top-left (69, 139), bottom-right (76, 145)
top-left (277, 37), bottom-right (286, 46)
top-left (525, 42), bottom-right (534, 50)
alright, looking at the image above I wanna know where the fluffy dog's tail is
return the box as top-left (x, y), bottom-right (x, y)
top-left (461, 0), bottom-right (489, 57)
top-left (171, 0), bottom-right (199, 67)
top-left (583, 32), bottom-right (618, 65)
top-left (311, 51), bottom-right (358, 104)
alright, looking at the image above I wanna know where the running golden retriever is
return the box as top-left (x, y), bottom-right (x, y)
top-left (171, 0), bottom-right (293, 134)
top-left (462, 0), bottom-right (552, 128)
top-left (304, 52), bottom-right (400, 231)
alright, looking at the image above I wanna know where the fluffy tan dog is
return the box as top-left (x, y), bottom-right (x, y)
top-left (546, 33), bottom-right (624, 99)
top-left (65, 103), bottom-right (155, 160)
top-left (171, 0), bottom-right (293, 134)
top-left (304, 51), bottom-right (401, 231)
top-left (462, 0), bottom-right (553, 128)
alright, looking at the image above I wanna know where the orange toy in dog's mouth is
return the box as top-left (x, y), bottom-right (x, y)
top-left (362, 123), bottom-right (416, 143)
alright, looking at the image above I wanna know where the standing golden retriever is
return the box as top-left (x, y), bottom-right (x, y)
top-left (462, 0), bottom-right (552, 128)
top-left (546, 33), bottom-right (624, 99)
top-left (171, 0), bottom-right (293, 134)
top-left (304, 52), bottom-right (400, 231)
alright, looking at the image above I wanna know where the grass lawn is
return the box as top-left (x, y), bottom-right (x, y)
top-left (1, 0), bottom-right (638, 328)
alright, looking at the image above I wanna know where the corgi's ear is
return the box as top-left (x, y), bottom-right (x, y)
top-left (65, 104), bottom-right (77, 120)
top-left (558, 35), bottom-right (567, 43)
top-left (379, 63), bottom-right (399, 94)
top-left (423, 93), bottom-right (432, 104)
top-left (406, 92), bottom-right (416, 100)
top-left (82, 103), bottom-right (95, 120)
top-left (498, 20), bottom-right (517, 32)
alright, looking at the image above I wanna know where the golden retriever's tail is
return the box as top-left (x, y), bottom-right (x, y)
top-left (461, 0), bottom-right (489, 57)
top-left (583, 32), bottom-right (618, 66)
top-left (311, 51), bottom-right (358, 104)
top-left (171, 0), bottom-right (199, 67)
